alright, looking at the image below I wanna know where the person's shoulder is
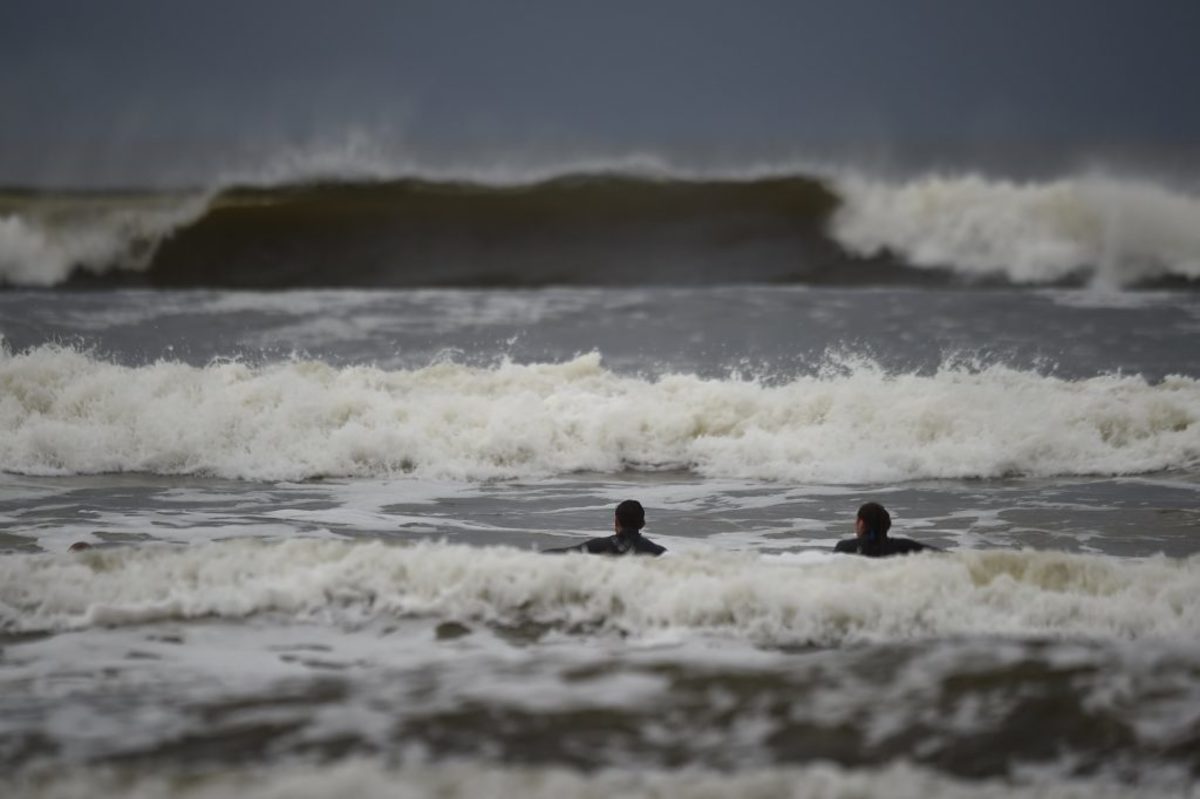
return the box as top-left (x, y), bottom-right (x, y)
top-left (834, 538), bottom-right (860, 554)
top-left (542, 536), bottom-right (616, 554)
top-left (583, 536), bottom-right (622, 554)
top-left (545, 535), bottom-right (665, 557)
top-left (635, 536), bottom-right (666, 556)
top-left (888, 538), bottom-right (940, 554)
top-left (541, 542), bottom-right (584, 554)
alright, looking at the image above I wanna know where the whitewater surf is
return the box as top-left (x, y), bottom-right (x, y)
top-left (2, 174), bottom-right (1198, 799)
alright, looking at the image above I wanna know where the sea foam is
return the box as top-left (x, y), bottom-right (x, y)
top-left (832, 172), bottom-right (1200, 286)
top-left (7, 758), bottom-right (1192, 799)
top-left (2, 540), bottom-right (1197, 644)
top-left (1, 346), bottom-right (1196, 483)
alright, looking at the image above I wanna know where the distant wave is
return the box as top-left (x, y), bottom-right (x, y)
top-left (833, 173), bottom-right (1200, 287)
top-left (1, 346), bottom-right (1196, 483)
top-left (0, 193), bottom-right (207, 287)
top-left (1, 175), bottom-right (846, 289)
top-left (3, 540), bottom-right (1197, 645)
top-left (2, 168), bottom-right (1198, 289)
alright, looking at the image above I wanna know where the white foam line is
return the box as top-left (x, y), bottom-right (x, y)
top-left (3, 540), bottom-right (1198, 645)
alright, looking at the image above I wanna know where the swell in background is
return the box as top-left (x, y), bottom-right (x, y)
top-left (3, 159), bottom-right (1200, 290)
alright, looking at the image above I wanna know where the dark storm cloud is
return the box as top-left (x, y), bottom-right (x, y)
top-left (2, 0), bottom-right (1199, 185)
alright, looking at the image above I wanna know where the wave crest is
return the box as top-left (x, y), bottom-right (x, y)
top-left (3, 541), bottom-right (1197, 645)
top-left (1, 347), bottom-right (1197, 483)
top-left (0, 194), bottom-right (209, 286)
top-left (4, 168), bottom-right (1199, 288)
top-left (831, 173), bottom-right (1200, 286)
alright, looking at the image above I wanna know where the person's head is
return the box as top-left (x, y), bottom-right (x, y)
top-left (614, 499), bottom-right (645, 533)
top-left (855, 502), bottom-right (891, 539)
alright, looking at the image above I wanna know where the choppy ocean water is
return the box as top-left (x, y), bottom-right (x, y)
top-left (1, 281), bottom-right (1198, 798)
top-left (1, 157), bottom-right (1199, 797)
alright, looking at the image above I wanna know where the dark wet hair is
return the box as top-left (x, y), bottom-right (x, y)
top-left (856, 502), bottom-right (891, 555)
top-left (615, 499), bottom-right (645, 531)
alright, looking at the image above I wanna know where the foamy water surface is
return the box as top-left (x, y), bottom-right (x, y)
top-left (2, 285), bottom-right (1198, 796)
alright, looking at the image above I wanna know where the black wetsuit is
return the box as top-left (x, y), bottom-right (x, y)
top-left (834, 537), bottom-right (937, 557)
top-left (543, 529), bottom-right (666, 556)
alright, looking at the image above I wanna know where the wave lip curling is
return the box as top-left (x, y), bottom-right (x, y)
top-left (832, 173), bottom-right (1200, 287)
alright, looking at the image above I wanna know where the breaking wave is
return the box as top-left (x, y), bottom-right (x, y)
top-left (832, 173), bottom-right (1200, 288)
top-left (2, 540), bottom-right (1197, 645)
top-left (0, 346), bottom-right (1197, 483)
top-left (2, 168), bottom-right (1199, 289)
top-left (7, 758), bottom-right (1194, 799)
top-left (0, 193), bottom-right (207, 287)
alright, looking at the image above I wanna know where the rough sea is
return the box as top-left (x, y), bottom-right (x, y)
top-left (1, 166), bottom-right (1199, 798)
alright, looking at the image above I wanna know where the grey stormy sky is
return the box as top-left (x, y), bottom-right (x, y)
top-left (1, 0), bottom-right (1199, 186)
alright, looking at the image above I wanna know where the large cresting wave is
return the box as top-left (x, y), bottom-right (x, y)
top-left (1, 345), bottom-right (1197, 483)
top-left (2, 167), bottom-right (1199, 288)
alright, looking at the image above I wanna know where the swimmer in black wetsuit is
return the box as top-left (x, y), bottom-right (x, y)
top-left (542, 499), bottom-right (666, 556)
top-left (834, 502), bottom-right (938, 557)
